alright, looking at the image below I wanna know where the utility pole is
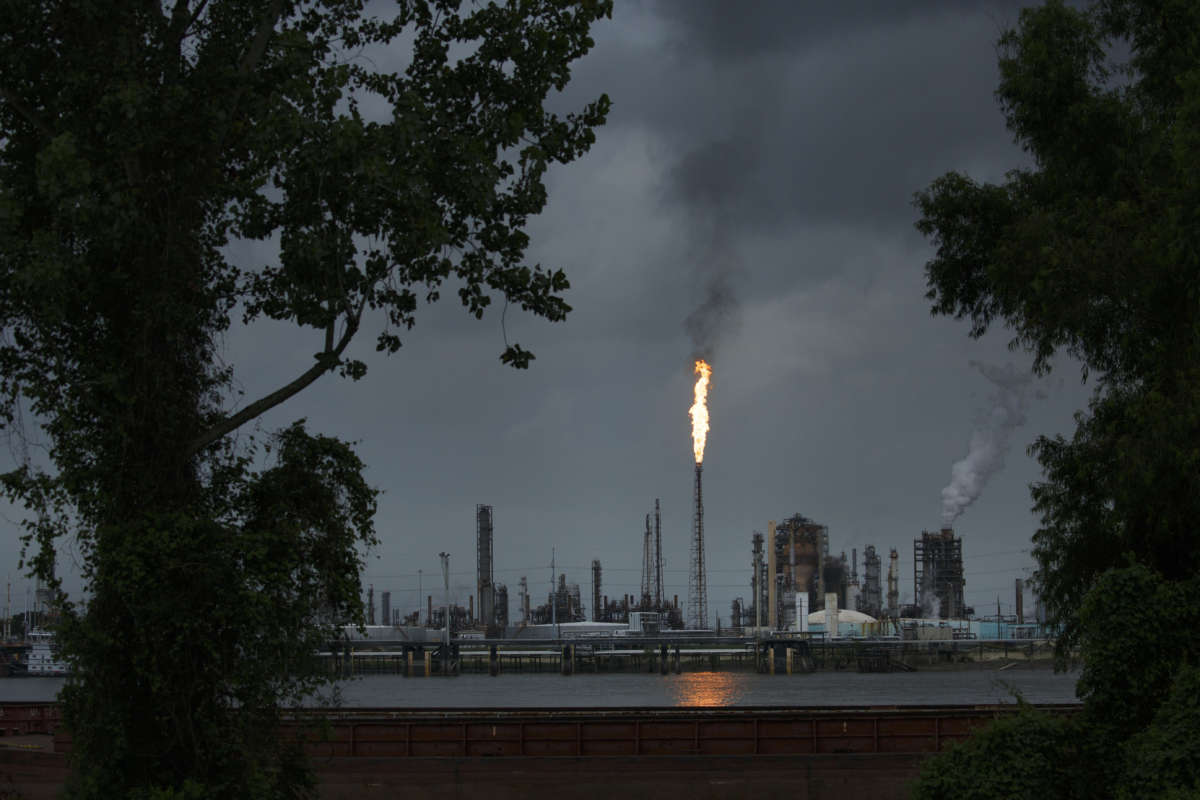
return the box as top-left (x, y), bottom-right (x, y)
top-left (417, 569), bottom-right (422, 625)
top-left (439, 553), bottom-right (450, 676)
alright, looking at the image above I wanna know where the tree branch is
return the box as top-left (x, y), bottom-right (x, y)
top-left (0, 87), bottom-right (53, 140)
top-left (188, 313), bottom-right (358, 456)
top-left (238, 0), bottom-right (285, 77)
top-left (164, 0), bottom-right (210, 84)
top-left (169, 0), bottom-right (208, 45)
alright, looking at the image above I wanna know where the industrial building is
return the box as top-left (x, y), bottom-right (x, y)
top-left (859, 545), bottom-right (882, 618)
top-left (383, 500), bottom-right (981, 640)
top-left (739, 520), bottom-right (978, 628)
top-left (914, 527), bottom-right (969, 619)
top-left (531, 574), bottom-right (585, 624)
top-left (587, 501), bottom-right (683, 629)
top-left (741, 514), bottom-right (855, 631)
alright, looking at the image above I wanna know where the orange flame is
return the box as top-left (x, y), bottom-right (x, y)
top-left (689, 359), bottom-right (712, 464)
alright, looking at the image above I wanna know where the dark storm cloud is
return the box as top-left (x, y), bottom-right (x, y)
top-left (654, 0), bottom-right (1027, 62)
top-left (664, 139), bottom-right (746, 361)
top-left (6, 0), bottom-right (1095, 622)
top-left (645, 1), bottom-right (1032, 236)
top-left (664, 139), bottom-right (758, 211)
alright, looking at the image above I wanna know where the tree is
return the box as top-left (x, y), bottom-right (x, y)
top-left (913, 0), bottom-right (1200, 654)
top-left (0, 1), bottom-right (611, 797)
top-left (912, 0), bottom-right (1200, 796)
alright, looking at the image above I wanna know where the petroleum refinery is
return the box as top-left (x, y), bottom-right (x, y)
top-left (363, 356), bottom-right (1040, 653)
top-left (345, 501), bottom-right (1047, 680)
top-left (729, 519), bottom-right (975, 633)
top-left (373, 499), bottom-right (1004, 640)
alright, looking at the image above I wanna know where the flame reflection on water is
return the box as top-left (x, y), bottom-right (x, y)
top-left (670, 672), bottom-right (743, 707)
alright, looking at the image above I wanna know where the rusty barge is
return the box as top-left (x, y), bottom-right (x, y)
top-left (0, 701), bottom-right (1077, 799)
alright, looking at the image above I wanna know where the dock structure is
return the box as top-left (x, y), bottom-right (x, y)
top-left (320, 633), bottom-right (1056, 677)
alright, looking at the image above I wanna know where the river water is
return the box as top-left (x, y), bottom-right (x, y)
top-left (0, 668), bottom-right (1079, 708)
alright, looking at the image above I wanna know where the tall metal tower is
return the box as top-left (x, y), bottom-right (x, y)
top-left (887, 548), bottom-right (900, 617)
top-left (653, 499), bottom-right (664, 608)
top-left (591, 559), bottom-right (603, 622)
top-left (751, 530), bottom-right (764, 629)
top-left (640, 513), bottom-right (653, 607)
top-left (861, 545), bottom-right (882, 617)
top-left (687, 464), bottom-right (708, 629)
top-left (476, 504), bottom-right (494, 628)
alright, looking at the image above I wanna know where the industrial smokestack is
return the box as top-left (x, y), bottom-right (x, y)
top-left (592, 560), bottom-right (602, 622)
top-left (476, 504), bottom-right (495, 629)
top-left (887, 549), bottom-right (899, 617)
top-left (767, 520), bottom-right (777, 631)
top-left (688, 463), bottom-right (709, 629)
top-left (752, 531), bottom-right (763, 632)
top-left (517, 576), bottom-right (529, 624)
top-left (686, 361), bottom-right (711, 630)
top-left (1015, 578), bottom-right (1024, 624)
top-left (641, 514), bottom-right (653, 608)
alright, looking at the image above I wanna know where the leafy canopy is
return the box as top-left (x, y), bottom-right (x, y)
top-left (913, 0), bottom-right (1200, 651)
top-left (0, 1), bottom-right (611, 797)
top-left (912, 1), bottom-right (1200, 797)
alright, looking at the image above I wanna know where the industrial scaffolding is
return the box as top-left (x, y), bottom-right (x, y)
top-left (654, 499), bottom-right (664, 609)
top-left (914, 527), bottom-right (965, 619)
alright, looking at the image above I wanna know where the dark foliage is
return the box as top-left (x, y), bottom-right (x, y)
top-left (912, 1), bottom-right (1200, 797)
top-left (0, 1), bottom-right (610, 796)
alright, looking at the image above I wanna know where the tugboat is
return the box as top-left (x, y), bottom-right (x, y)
top-left (11, 629), bottom-right (69, 677)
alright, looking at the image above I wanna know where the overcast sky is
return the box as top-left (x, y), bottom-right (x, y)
top-left (5, 1), bottom-right (1096, 625)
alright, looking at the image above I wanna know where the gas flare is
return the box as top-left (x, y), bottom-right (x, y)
top-left (688, 359), bottom-right (712, 464)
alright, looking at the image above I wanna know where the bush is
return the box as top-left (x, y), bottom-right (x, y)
top-left (910, 705), bottom-right (1089, 800)
top-left (1117, 664), bottom-right (1200, 800)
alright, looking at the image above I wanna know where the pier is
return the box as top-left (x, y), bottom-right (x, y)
top-left (320, 634), bottom-right (1056, 676)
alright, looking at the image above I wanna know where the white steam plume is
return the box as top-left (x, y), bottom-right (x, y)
top-left (940, 361), bottom-right (1036, 525)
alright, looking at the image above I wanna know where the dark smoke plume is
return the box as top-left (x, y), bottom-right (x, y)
top-left (667, 139), bottom-right (746, 362)
top-left (685, 271), bottom-right (739, 362)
